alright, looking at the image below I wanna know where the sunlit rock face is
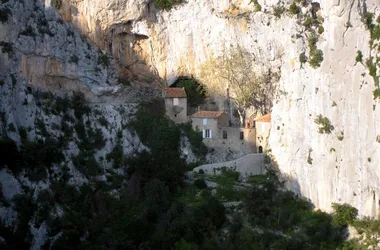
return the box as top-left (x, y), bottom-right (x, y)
top-left (56, 0), bottom-right (380, 217)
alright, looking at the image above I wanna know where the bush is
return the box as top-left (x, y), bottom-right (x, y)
top-left (97, 52), bottom-right (109, 67)
top-left (194, 179), bottom-right (207, 189)
top-left (0, 41), bottom-right (13, 53)
top-left (299, 52), bottom-right (307, 64)
top-left (155, 0), bottom-right (182, 10)
top-left (179, 123), bottom-right (207, 157)
top-left (355, 50), bottom-right (363, 63)
top-left (273, 5), bottom-right (286, 19)
top-left (288, 2), bottom-right (300, 15)
top-left (332, 203), bottom-right (358, 227)
top-left (52, 0), bottom-right (62, 9)
top-left (309, 49), bottom-right (324, 68)
top-left (175, 78), bottom-right (208, 106)
top-left (71, 91), bottom-right (89, 119)
top-left (374, 88), bottom-right (380, 99)
top-left (69, 55), bottom-right (79, 64)
top-left (315, 114), bottom-right (333, 134)
top-left (318, 25), bottom-right (325, 34)
top-left (0, 7), bottom-right (10, 23)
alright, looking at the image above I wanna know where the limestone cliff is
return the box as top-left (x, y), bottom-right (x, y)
top-left (56, 0), bottom-right (380, 217)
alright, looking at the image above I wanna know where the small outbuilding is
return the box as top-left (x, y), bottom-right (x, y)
top-left (163, 87), bottom-right (188, 123)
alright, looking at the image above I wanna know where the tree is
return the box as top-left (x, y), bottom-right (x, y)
top-left (175, 78), bottom-right (208, 107)
top-left (199, 46), bottom-right (277, 125)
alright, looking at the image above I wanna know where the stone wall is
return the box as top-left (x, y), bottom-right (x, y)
top-left (193, 154), bottom-right (265, 178)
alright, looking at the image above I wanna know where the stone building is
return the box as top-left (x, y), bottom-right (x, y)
top-left (191, 111), bottom-right (257, 160)
top-left (255, 114), bottom-right (271, 153)
top-left (163, 87), bottom-right (188, 123)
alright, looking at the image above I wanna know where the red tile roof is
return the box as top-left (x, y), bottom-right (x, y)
top-left (255, 114), bottom-right (271, 123)
top-left (164, 88), bottom-right (187, 98)
top-left (191, 111), bottom-right (225, 118)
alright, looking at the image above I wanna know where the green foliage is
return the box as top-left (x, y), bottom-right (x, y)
top-left (299, 52), bottom-right (307, 64)
top-left (374, 88), bottom-right (380, 100)
top-left (69, 55), bottom-right (79, 64)
top-left (97, 52), bottom-right (110, 67)
top-left (0, 7), bottom-right (10, 23)
top-left (155, 0), bottom-right (182, 10)
top-left (118, 77), bottom-right (131, 87)
top-left (175, 78), bottom-right (208, 106)
top-left (194, 179), bottom-right (207, 189)
top-left (179, 123), bottom-right (207, 157)
top-left (251, 0), bottom-right (261, 11)
top-left (288, 2), bottom-right (300, 15)
top-left (315, 114), bottom-right (333, 134)
top-left (20, 26), bottom-right (35, 36)
top-left (365, 57), bottom-right (379, 87)
top-left (318, 25), bottom-right (325, 34)
top-left (97, 116), bottom-right (109, 128)
top-left (273, 5), bottom-right (286, 19)
top-left (332, 203), bottom-right (358, 227)
top-left (363, 12), bottom-right (374, 29)
top-left (70, 91), bottom-right (89, 119)
top-left (307, 148), bottom-right (313, 164)
top-left (7, 123), bottom-right (16, 132)
top-left (337, 131), bottom-right (344, 141)
top-left (309, 49), bottom-right (324, 68)
top-left (52, 0), bottom-right (62, 9)
top-left (0, 41), bottom-right (13, 53)
top-left (356, 50), bottom-right (363, 63)
top-left (73, 152), bottom-right (102, 177)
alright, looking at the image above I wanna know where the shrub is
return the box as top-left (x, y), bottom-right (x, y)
top-left (194, 179), bottom-right (207, 189)
top-left (52, 0), bottom-right (62, 9)
top-left (355, 50), bottom-right (363, 63)
top-left (7, 123), bottom-right (16, 132)
top-left (155, 0), bottom-right (182, 10)
top-left (273, 5), bottom-right (286, 19)
top-left (309, 49), bottom-right (324, 68)
top-left (175, 78), bottom-right (208, 107)
top-left (374, 88), bottom-right (380, 99)
top-left (98, 116), bottom-right (109, 128)
top-left (0, 41), bottom-right (13, 53)
top-left (69, 55), bottom-right (79, 64)
top-left (97, 52), bottom-right (109, 67)
top-left (70, 91), bottom-right (89, 119)
top-left (251, 0), bottom-right (261, 11)
top-left (315, 114), bottom-right (333, 134)
top-left (318, 25), bottom-right (324, 34)
top-left (179, 123), bottom-right (207, 157)
top-left (288, 2), bottom-right (300, 15)
top-left (307, 148), bottom-right (313, 164)
top-left (0, 7), bottom-right (10, 23)
top-left (299, 52), bottom-right (307, 64)
top-left (19, 126), bottom-right (27, 140)
top-left (337, 131), bottom-right (344, 141)
top-left (332, 203), bottom-right (358, 227)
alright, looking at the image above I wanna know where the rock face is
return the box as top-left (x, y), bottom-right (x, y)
top-left (57, 0), bottom-right (380, 217)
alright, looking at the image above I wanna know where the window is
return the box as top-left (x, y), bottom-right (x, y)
top-left (223, 130), bottom-right (227, 139)
top-left (239, 131), bottom-right (244, 140)
top-left (203, 129), bottom-right (211, 138)
top-left (173, 98), bottom-right (179, 105)
top-left (203, 118), bottom-right (207, 125)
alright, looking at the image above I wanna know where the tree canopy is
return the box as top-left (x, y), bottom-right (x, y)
top-left (199, 46), bottom-right (278, 124)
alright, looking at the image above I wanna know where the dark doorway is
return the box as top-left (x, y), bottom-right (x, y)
top-left (258, 146), bottom-right (263, 153)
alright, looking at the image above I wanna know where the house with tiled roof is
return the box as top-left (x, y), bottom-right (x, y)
top-left (163, 87), bottom-right (188, 123)
top-left (254, 114), bottom-right (271, 153)
top-left (191, 111), bottom-right (229, 139)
